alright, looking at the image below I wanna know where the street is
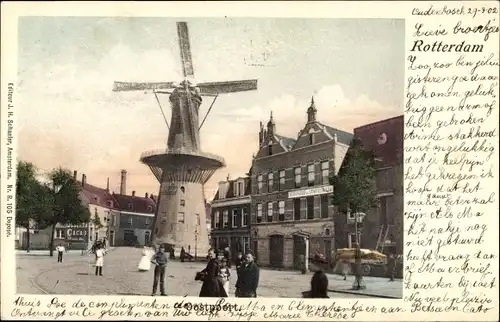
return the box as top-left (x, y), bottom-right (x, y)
top-left (15, 247), bottom-right (401, 298)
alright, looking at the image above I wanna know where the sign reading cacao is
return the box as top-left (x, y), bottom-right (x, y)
top-left (66, 228), bottom-right (88, 241)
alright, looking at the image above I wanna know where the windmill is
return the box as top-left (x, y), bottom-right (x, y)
top-left (113, 22), bottom-right (258, 255)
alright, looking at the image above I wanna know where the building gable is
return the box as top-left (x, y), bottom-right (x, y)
top-left (291, 122), bottom-right (333, 150)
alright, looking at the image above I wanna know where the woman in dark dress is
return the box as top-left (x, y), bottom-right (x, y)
top-left (302, 270), bottom-right (329, 298)
top-left (199, 250), bottom-right (228, 297)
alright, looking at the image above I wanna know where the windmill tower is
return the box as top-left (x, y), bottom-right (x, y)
top-left (113, 22), bottom-right (258, 256)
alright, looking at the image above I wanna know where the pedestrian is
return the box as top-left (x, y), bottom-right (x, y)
top-left (387, 253), bottom-right (396, 282)
top-left (234, 252), bottom-right (245, 297)
top-left (95, 244), bottom-right (106, 276)
top-left (302, 270), bottom-right (329, 298)
top-left (180, 247), bottom-right (186, 263)
top-left (235, 252), bottom-right (244, 269)
top-left (223, 247), bottom-right (231, 268)
top-left (150, 245), bottom-right (168, 296)
top-left (219, 258), bottom-right (231, 296)
top-left (235, 252), bottom-right (259, 298)
top-left (340, 259), bottom-right (350, 280)
top-left (138, 246), bottom-right (151, 272)
top-left (198, 249), bottom-right (227, 297)
top-left (56, 244), bottom-right (65, 263)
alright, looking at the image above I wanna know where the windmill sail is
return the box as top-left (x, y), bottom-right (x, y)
top-left (113, 81), bottom-right (176, 92)
top-left (198, 79), bottom-right (258, 95)
top-left (177, 22), bottom-right (195, 78)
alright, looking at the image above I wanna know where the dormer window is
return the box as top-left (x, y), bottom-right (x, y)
top-left (147, 205), bottom-right (153, 213)
top-left (233, 181), bottom-right (238, 196)
top-left (128, 203), bottom-right (134, 211)
top-left (218, 182), bottom-right (227, 200)
top-left (238, 181), bottom-right (244, 196)
top-left (268, 141), bottom-right (273, 156)
top-left (106, 200), bottom-right (113, 208)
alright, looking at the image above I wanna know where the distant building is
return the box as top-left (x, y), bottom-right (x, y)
top-left (205, 202), bottom-right (212, 241)
top-left (333, 115), bottom-right (404, 255)
top-left (25, 170), bottom-right (157, 250)
top-left (250, 98), bottom-right (352, 269)
top-left (112, 191), bottom-right (156, 247)
top-left (210, 175), bottom-right (251, 259)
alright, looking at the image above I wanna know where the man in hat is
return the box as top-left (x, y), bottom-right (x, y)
top-left (235, 252), bottom-right (259, 297)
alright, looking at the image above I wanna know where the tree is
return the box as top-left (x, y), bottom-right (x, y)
top-left (44, 167), bottom-right (91, 257)
top-left (330, 137), bottom-right (377, 289)
top-left (16, 161), bottom-right (51, 251)
top-left (331, 137), bottom-right (377, 216)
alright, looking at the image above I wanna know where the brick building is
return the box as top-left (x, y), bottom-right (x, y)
top-left (112, 191), bottom-right (157, 247)
top-left (26, 170), bottom-right (157, 249)
top-left (250, 98), bottom-right (352, 269)
top-left (333, 115), bottom-right (404, 255)
top-left (210, 175), bottom-right (251, 259)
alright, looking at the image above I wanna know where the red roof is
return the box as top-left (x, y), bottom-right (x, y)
top-left (353, 115), bottom-right (403, 168)
top-left (112, 193), bottom-right (157, 214)
top-left (80, 182), bottom-right (118, 209)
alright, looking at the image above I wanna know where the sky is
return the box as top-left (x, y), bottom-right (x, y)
top-left (17, 17), bottom-right (404, 199)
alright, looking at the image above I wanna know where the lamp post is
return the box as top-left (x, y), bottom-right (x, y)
top-left (195, 213), bottom-right (200, 261)
top-left (353, 211), bottom-right (366, 290)
top-left (195, 229), bottom-right (198, 261)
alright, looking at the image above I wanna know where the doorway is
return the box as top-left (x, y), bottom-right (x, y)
top-left (109, 231), bottom-right (115, 246)
top-left (269, 235), bottom-right (284, 268)
top-left (293, 235), bottom-right (306, 270)
top-left (145, 231), bottom-right (150, 246)
top-left (324, 239), bottom-right (332, 269)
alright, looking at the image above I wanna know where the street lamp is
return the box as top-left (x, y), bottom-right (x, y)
top-left (354, 212), bottom-right (366, 246)
top-left (195, 213), bottom-right (200, 261)
top-left (352, 211), bottom-right (366, 291)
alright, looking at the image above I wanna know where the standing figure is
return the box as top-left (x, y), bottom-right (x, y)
top-left (180, 247), bottom-right (186, 263)
top-left (223, 247), bottom-right (231, 268)
top-left (95, 245), bottom-right (106, 276)
top-left (235, 253), bottom-right (259, 298)
top-left (386, 253), bottom-right (396, 282)
top-left (302, 270), bottom-right (329, 298)
top-left (199, 249), bottom-right (227, 297)
top-left (56, 244), bottom-right (65, 263)
top-left (138, 246), bottom-right (152, 272)
top-left (235, 252), bottom-right (244, 269)
top-left (337, 259), bottom-right (350, 280)
top-left (219, 258), bottom-right (231, 296)
top-left (234, 252), bottom-right (244, 297)
top-left (150, 245), bottom-right (168, 296)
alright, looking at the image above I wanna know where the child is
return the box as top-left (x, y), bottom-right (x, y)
top-left (219, 258), bottom-right (231, 296)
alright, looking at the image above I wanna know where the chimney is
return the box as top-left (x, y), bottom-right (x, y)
top-left (82, 174), bottom-right (87, 187)
top-left (132, 190), bottom-right (136, 197)
top-left (106, 178), bottom-right (110, 192)
top-left (120, 169), bottom-right (127, 195)
top-left (73, 170), bottom-right (77, 180)
top-left (145, 192), bottom-right (149, 198)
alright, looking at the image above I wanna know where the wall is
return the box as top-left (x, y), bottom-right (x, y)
top-left (254, 219), bottom-right (334, 267)
top-left (211, 203), bottom-right (251, 231)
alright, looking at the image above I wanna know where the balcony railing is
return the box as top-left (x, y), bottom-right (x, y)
top-left (140, 148), bottom-right (226, 164)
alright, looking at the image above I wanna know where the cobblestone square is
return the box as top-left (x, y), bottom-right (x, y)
top-left (16, 247), bottom-right (401, 298)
